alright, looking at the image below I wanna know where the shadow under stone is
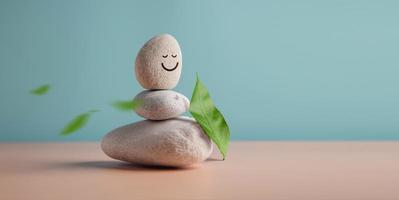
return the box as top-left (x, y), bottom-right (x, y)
top-left (47, 160), bottom-right (196, 172)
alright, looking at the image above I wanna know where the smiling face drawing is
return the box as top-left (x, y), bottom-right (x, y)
top-left (135, 34), bottom-right (182, 89)
top-left (161, 54), bottom-right (179, 72)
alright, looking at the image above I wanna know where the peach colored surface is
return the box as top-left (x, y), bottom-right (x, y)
top-left (1, 142), bottom-right (399, 200)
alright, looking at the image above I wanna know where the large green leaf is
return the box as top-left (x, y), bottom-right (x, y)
top-left (30, 84), bottom-right (51, 95)
top-left (60, 110), bottom-right (99, 135)
top-left (189, 74), bottom-right (230, 160)
top-left (111, 99), bottom-right (143, 111)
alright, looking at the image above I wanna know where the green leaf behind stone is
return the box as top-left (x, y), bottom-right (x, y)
top-left (189, 74), bottom-right (230, 160)
top-left (111, 99), bottom-right (142, 111)
top-left (30, 84), bottom-right (51, 96)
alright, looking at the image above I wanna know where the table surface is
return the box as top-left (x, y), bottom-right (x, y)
top-left (1, 141), bottom-right (399, 200)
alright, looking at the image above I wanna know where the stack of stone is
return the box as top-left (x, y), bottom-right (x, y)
top-left (101, 34), bottom-right (212, 167)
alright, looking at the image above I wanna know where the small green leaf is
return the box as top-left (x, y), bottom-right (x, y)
top-left (30, 84), bottom-right (51, 95)
top-left (60, 110), bottom-right (97, 135)
top-left (88, 109), bottom-right (100, 113)
top-left (111, 99), bottom-right (143, 111)
top-left (189, 74), bottom-right (230, 160)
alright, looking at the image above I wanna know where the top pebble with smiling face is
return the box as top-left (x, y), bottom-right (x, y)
top-left (135, 34), bottom-right (182, 89)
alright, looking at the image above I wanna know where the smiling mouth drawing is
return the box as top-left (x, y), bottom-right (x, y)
top-left (161, 62), bottom-right (179, 72)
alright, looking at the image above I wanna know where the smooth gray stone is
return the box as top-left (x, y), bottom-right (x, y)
top-left (135, 34), bottom-right (182, 90)
top-left (101, 116), bottom-right (213, 167)
top-left (134, 90), bottom-right (189, 120)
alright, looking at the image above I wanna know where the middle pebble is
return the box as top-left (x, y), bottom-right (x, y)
top-left (134, 90), bottom-right (190, 120)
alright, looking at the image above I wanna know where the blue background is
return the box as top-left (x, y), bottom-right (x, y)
top-left (1, 0), bottom-right (398, 141)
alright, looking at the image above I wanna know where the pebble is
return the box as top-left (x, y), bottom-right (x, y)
top-left (101, 116), bottom-right (213, 167)
top-left (135, 34), bottom-right (182, 89)
top-left (134, 90), bottom-right (190, 120)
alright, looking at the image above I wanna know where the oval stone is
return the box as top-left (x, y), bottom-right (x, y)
top-left (101, 117), bottom-right (213, 167)
top-left (134, 90), bottom-right (189, 120)
top-left (135, 34), bottom-right (182, 89)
